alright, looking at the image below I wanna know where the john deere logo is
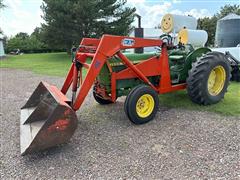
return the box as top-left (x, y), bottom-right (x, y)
top-left (122, 38), bottom-right (135, 46)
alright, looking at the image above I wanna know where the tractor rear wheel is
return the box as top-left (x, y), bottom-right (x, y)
top-left (93, 85), bottom-right (113, 105)
top-left (124, 85), bottom-right (159, 124)
top-left (187, 52), bottom-right (231, 105)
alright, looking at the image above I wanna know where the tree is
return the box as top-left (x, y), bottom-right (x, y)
top-left (197, 16), bottom-right (218, 46)
top-left (41, 0), bottom-right (136, 52)
top-left (0, 0), bottom-right (5, 9)
top-left (216, 4), bottom-right (240, 19)
top-left (6, 32), bottom-right (42, 53)
top-left (198, 4), bottom-right (240, 46)
top-left (6, 36), bottom-right (26, 52)
top-left (6, 31), bottom-right (64, 53)
top-left (0, 28), bottom-right (3, 35)
top-left (31, 27), bottom-right (43, 40)
top-left (0, 0), bottom-right (5, 35)
top-left (15, 32), bottom-right (29, 40)
top-left (6, 32), bottom-right (30, 52)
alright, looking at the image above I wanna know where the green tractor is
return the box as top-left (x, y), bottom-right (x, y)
top-left (20, 34), bottom-right (232, 155)
top-left (95, 40), bottom-right (231, 110)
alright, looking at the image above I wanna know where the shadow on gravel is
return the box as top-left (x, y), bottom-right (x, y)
top-left (20, 143), bottom-right (74, 161)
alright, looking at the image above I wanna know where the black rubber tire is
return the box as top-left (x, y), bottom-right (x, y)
top-left (124, 85), bottom-right (144, 118)
top-left (187, 51), bottom-right (231, 105)
top-left (231, 66), bottom-right (240, 82)
top-left (124, 85), bottom-right (159, 124)
top-left (93, 86), bottom-right (113, 105)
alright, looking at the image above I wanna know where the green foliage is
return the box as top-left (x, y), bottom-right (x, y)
top-left (31, 27), bottom-right (44, 42)
top-left (0, 0), bottom-right (5, 35)
top-left (41, 0), bottom-right (136, 51)
top-left (198, 4), bottom-right (240, 46)
top-left (197, 16), bottom-right (217, 46)
top-left (159, 83), bottom-right (240, 116)
top-left (5, 29), bottom-right (64, 53)
top-left (216, 4), bottom-right (240, 19)
top-left (15, 32), bottom-right (29, 39)
top-left (0, 0), bottom-right (5, 9)
top-left (6, 33), bottom-right (43, 53)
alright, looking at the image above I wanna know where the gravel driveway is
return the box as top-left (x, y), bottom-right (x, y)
top-left (0, 68), bottom-right (240, 179)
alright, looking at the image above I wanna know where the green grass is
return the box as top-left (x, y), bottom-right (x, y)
top-left (0, 53), bottom-right (72, 76)
top-left (159, 83), bottom-right (240, 116)
top-left (1, 53), bottom-right (240, 116)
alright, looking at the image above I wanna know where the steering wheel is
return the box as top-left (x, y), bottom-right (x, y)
top-left (159, 34), bottom-right (172, 45)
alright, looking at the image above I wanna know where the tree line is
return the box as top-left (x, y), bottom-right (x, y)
top-left (4, 29), bottom-right (65, 53)
top-left (2, 1), bottom-right (240, 53)
top-left (4, 0), bottom-right (136, 53)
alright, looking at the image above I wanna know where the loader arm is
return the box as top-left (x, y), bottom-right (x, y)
top-left (61, 38), bottom-right (101, 94)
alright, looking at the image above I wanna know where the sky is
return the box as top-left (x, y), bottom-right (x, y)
top-left (0, 0), bottom-right (239, 37)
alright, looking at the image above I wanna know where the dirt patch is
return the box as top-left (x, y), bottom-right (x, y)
top-left (0, 68), bottom-right (239, 179)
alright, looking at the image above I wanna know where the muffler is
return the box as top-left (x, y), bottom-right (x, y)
top-left (20, 82), bottom-right (78, 155)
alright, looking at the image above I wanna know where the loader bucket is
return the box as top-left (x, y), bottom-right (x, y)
top-left (20, 82), bottom-right (78, 155)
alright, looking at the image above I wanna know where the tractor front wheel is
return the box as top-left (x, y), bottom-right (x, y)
top-left (93, 85), bottom-right (113, 105)
top-left (187, 52), bottom-right (231, 105)
top-left (124, 85), bottom-right (159, 124)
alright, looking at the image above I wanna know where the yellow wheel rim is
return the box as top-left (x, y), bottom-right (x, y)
top-left (136, 94), bottom-right (155, 118)
top-left (207, 65), bottom-right (226, 96)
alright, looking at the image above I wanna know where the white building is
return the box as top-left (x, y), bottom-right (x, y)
top-left (0, 35), bottom-right (5, 58)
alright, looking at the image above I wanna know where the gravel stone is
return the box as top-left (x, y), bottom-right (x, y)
top-left (0, 68), bottom-right (239, 179)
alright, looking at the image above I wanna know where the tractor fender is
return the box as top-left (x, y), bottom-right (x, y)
top-left (184, 47), bottom-right (211, 72)
top-left (177, 47), bottom-right (211, 82)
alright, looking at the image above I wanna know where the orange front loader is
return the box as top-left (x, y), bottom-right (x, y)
top-left (20, 35), bottom-right (186, 155)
